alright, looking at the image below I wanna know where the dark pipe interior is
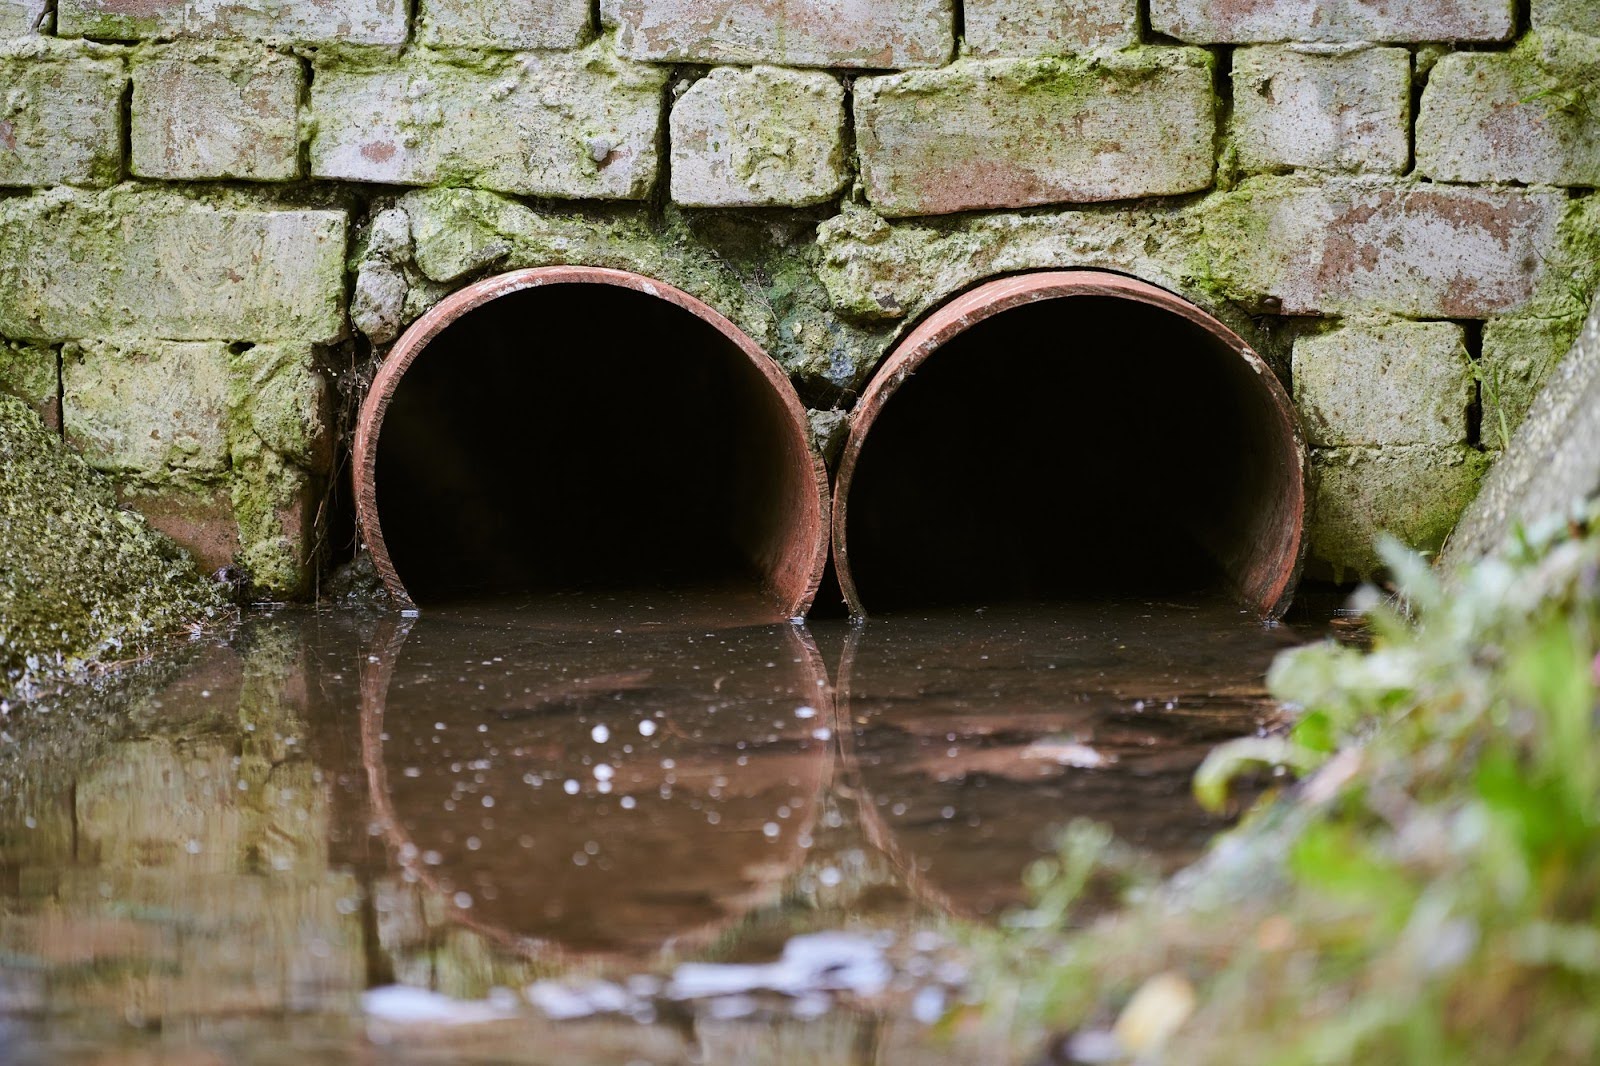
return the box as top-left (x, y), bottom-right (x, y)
top-left (375, 284), bottom-right (795, 606)
top-left (845, 294), bottom-right (1287, 612)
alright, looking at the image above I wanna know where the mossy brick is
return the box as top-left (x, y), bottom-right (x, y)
top-left (231, 442), bottom-right (319, 597)
top-left (1416, 35), bottom-right (1600, 187)
top-left (1232, 46), bottom-right (1411, 175)
top-left (603, 0), bottom-right (954, 69)
top-left (116, 482), bottom-right (239, 575)
top-left (57, 0), bottom-right (407, 45)
top-left (1150, 0), bottom-right (1515, 44)
top-left (1533, 0), bottom-right (1600, 34)
top-left (854, 50), bottom-right (1216, 218)
top-left (0, 2), bottom-right (48, 37)
top-left (1198, 178), bottom-right (1565, 318)
top-left (965, 0), bottom-right (1137, 57)
top-left (0, 339), bottom-right (57, 430)
top-left (815, 201), bottom-right (1197, 322)
top-left (0, 187), bottom-right (346, 344)
top-left (417, 0), bottom-right (591, 49)
top-left (62, 339), bottom-right (231, 480)
top-left (0, 47), bottom-right (124, 188)
top-left (670, 66), bottom-right (847, 209)
top-left (132, 44), bottom-right (303, 182)
top-left (1293, 319), bottom-right (1473, 447)
top-left (1446, 291), bottom-right (1600, 565)
top-left (1479, 315), bottom-right (1585, 447)
top-left (1307, 445), bottom-right (1491, 579)
top-left (228, 342), bottom-right (331, 475)
top-left (309, 45), bottom-right (667, 201)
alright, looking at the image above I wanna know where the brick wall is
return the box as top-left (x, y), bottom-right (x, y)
top-left (1, 0), bottom-right (1598, 589)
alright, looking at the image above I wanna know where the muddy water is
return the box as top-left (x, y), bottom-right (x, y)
top-left (0, 595), bottom-right (1314, 1064)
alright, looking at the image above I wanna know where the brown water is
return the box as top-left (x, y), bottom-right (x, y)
top-left (0, 594), bottom-right (1317, 1064)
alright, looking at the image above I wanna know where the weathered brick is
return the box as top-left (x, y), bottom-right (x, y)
top-left (1150, 0), bottom-right (1515, 44)
top-left (418, 0), bottom-right (590, 49)
top-left (0, 45), bottom-right (124, 188)
top-left (604, 0), bottom-right (954, 68)
top-left (58, 0), bottom-right (407, 45)
top-left (310, 46), bottom-right (667, 201)
top-left (1308, 445), bottom-right (1491, 578)
top-left (118, 483), bottom-right (240, 574)
top-left (1416, 37), bottom-right (1600, 186)
top-left (670, 66), bottom-right (846, 208)
top-left (1479, 315), bottom-right (1585, 447)
top-left (965, 0), bottom-right (1137, 57)
top-left (1293, 319), bottom-right (1473, 447)
top-left (1232, 46), bottom-right (1410, 174)
top-left (1533, 0), bottom-right (1600, 33)
top-left (1201, 178), bottom-right (1566, 318)
top-left (229, 340), bottom-right (330, 595)
top-left (0, 187), bottom-right (347, 344)
top-left (0, 1), bottom-right (48, 37)
top-left (854, 50), bottom-right (1215, 218)
top-left (132, 45), bottom-right (302, 182)
top-left (63, 339), bottom-right (231, 479)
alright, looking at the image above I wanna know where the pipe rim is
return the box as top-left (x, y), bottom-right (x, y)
top-left (354, 265), bottom-right (831, 616)
top-left (831, 269), bottom-right (1307, 620)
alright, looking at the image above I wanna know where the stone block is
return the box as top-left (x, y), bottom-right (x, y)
top-left (1445, 291), bottom-right (1600, 567)
top-left (310, 45), bottom-right (667, 201)
top-left (1293, 319), bottom-right (1473, 447)
top-left (1201, 178), bottom-right (1565, 318)
top-left (1308, 445), bottom-right (1491, 579)
top-left (62, 339), bottom-right (231, 479)
top-left (117, 482), bottom-right (240, 575)
top-left (231, 443), bottom-right (319, 596)
top-left (1150, 0), bottom-right (1515, 44)
top-left (0, 47), bottom-right (124, 187)
top-left (0, 187), bottom-right (347, 344)
top-left (1416, 37), bottom-right (1600, 187)
top-left (417, 0), bottom-right (591, 49)
top-left (229, 342), bottom-right (331, 473)
top-left (965, 0), bottom-right (1138, 57)
top-left (0, 2), bottom-right (48, 37)
top-left (1479, 315), bottom-right (1585, 447)
top-left (58, 0), bottom-right (407, 45)
top-left (604, 0), bottom-right (954, 68)
top-left (670, 66), bottom-right (847, 208)
top-left (854, 50), bottom-right (1215, 217)
top-left (1533, 0), bottom-right (1600, 34)
top-left (1232, 45), bottom-right (1410, 174)
top-left (0, 338), bottom-right (57, 429)
top-left (132, 45), bottom-right (303, 182)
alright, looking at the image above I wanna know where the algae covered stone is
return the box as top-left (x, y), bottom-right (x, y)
top-left (0, 396), bottom-right (226, 695)
top-left (669, 66), bottom-right (847, 208)
top-left (854, 49), bottom-right (1216, 216)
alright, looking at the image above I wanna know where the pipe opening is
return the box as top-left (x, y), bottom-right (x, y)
top-left (835, 273), bottom-right (1303, 617)
top-left (358, 269), bottom-right (827, 617)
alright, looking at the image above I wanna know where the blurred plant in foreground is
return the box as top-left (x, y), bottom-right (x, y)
top-left (962, 501), bottom-right (1600, 1064)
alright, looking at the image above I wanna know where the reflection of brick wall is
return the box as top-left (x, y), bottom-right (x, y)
top-left (1, 0), bottom-right (1597, 584)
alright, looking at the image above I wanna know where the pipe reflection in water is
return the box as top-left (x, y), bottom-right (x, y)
top-left (360, 599), bottom-right (834, 959)
top-left (0, 596), bottom-right (1316, 1062)
top-left (837, 600), bottom-right (1303, 918)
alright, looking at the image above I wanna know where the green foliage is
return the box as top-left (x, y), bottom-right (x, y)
top-left (968, 502), bottom-right (1600, 1063)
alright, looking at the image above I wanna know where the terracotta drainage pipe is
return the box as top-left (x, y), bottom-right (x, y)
top-left (832, 271), bottom-right (1305, 619)
top-left (354, 266), bottom-right (829, 618)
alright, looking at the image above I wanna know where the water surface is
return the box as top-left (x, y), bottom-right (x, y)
top-left (0, 594), bottom-right (1314, 1063)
